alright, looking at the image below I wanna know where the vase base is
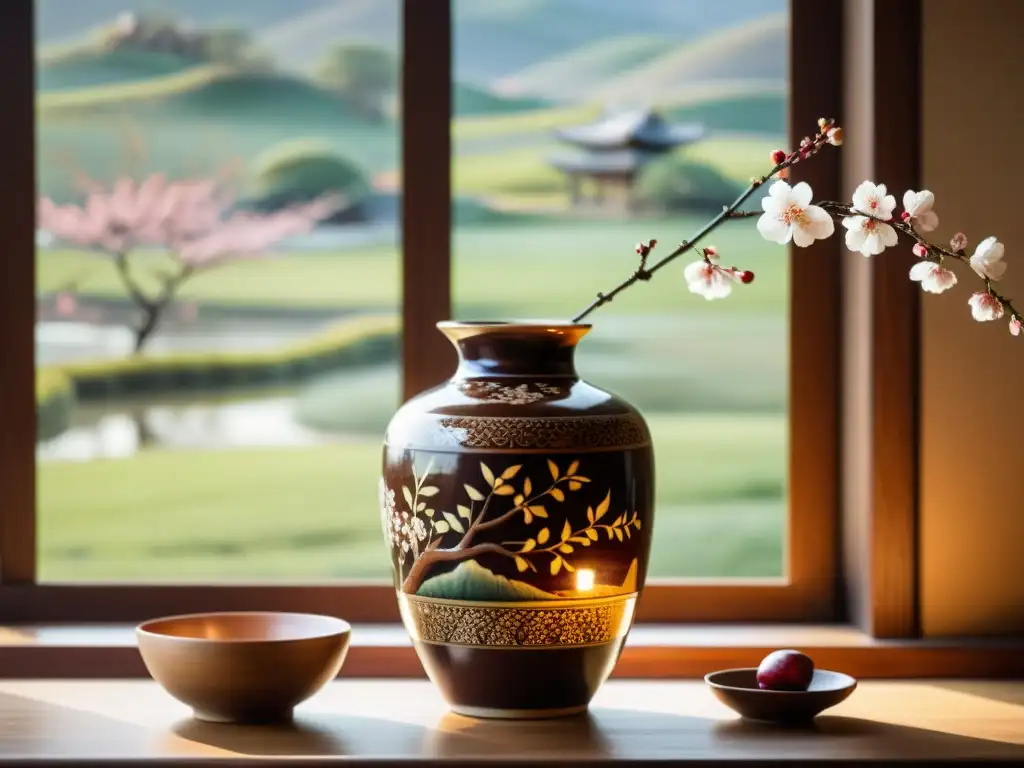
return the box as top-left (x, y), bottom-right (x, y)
top-left (450, 703), bottom-right (589, 720)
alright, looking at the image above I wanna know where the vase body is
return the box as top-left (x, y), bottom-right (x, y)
top-left (381, 321), bottom-right (654, 719)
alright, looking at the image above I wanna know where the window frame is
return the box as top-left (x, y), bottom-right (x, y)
top-left (1, 0), bottom-right (850, 626)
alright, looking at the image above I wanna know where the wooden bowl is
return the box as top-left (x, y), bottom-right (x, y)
top-left (705, 668), bottom-right (857, 724)
top-left (136, 612), bottom-right (351, 724)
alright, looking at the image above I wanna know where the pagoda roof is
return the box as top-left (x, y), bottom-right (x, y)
top-left (548, 148), bottom-right (660, 175)
top-left (554, 108), bottom-right (705, 151)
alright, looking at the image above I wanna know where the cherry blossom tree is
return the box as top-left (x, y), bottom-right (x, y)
top-left (38, 175), bottom-right (341, 352)
top-left (574, 119), bottom-right (1023, 340)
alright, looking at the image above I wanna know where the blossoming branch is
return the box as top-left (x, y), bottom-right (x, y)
top-left (573, 118), bottom-right (1021, 339)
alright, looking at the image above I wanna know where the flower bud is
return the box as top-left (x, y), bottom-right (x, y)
top-left (635, 242), bottom-right (649, 256)
top-left (1011, 316), bottom-right (1023, 337)
top-left (818, 117), bottom-right (830, 131)
top-left (827, 126), bottom-right (844, 146)
top-left (900, 211), bottom-right (912, 222)
top-left (739, 270), bottom-right (755, 284)
top-left (648, 238), bottom-right (657, 249)
top-left (703, 245), bottom-right (718, 258)
top-left (912, 243), bottom-right (928, 258)
top-left (770, 149), bottom-right (787, 165)
top-left (950, 232), bottom-right (968, 252)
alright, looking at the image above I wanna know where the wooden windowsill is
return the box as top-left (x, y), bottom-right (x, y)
top-left (1, 624), bottom-right (1022, 679)
top-left (1, 678), bottom-right (1023, 764)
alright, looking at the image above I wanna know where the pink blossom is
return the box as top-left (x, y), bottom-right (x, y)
top-left (38, 174), bottom-right (342, 265)
top-left (912, 243), bottom-right (928, 258)
top-left (968, 291), bottom-right (1004, 322)
top-left (909, 261), bottom-right (957, 294)
top-left (950, 232), bottom-right (968, 252)
top-left (1011, 317), bottom-right (1022, 336)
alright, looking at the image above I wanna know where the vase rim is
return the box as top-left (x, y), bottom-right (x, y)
top-left (437, 319), bottom-right (592, 331)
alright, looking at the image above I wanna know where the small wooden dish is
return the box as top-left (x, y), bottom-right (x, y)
top-left (136, 612), bottom-right (351, 724)
top-left (705, 668), bottom-right (857, 724)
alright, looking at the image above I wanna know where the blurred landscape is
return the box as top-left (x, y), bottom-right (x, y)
top-left (35, 0), bottom-right (789, 581)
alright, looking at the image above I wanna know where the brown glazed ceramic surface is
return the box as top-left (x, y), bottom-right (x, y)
top-left (382, 321), bottom-right (654, 719)
top-left (136, 612), bottom-right (351, 724)
top-left (705, 669), bottom-right (858, 724)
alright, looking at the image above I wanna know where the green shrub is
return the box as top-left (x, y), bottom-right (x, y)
top-left (36, 368), bottom-right (75, 442)
top-left (637, 155), bottom-right (744, 213)
top-left (47, 314), bottom-right (399, 402)
top-left (251, 139), bottom-right (370, 205)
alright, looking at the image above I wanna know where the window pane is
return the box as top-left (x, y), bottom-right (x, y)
top-left (35, 1), bottom-right (400, 580)
top-left (452, 0), bottom-right (788, 577)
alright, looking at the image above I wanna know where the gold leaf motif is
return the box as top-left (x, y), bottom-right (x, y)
top-left (443, 511), bottom-right (465, 534)
top-left (419, 486), bottom-right (440, 497)
top-left (612, 514), bottom-right (623, 527)
top-left (416, 501), bottom-right (426, 512)
top-left (596, 490), bottom-right (611, 520)
top-left (456, 504), bottom-right (472, 520)
top-left (494, 484), bottom-right (515, 496)
top-left (514, 556), bottom-right (529, 572)
top-left (623, 527), bottom-right (631, 539)
top-left (550, 557), bottom-right (562, 576)
top-left (501, 465), bottom-right (523, 480)
top-left (587, 506), bottom-right (594, 524)
top-left (547, 459), bottom-right (559, 480)
top-left (521, 538), bottom-right (536, 553)
top-left (514, 494), bottom-right (524, 507)
top-left (465, 484), bottom-right (485, 501)
top-left (559, 543), bottom-right (573, 554)
top-left (572, 476), bottom-right (592, 483)
top-left (524, 510), bottom-right (533, 525)
top-left (435, 520), bottom-right (450, 534)
top-left (561, 520), bottom-right (572, 541)
top-left (615, 528), bottom-right (624, 542)
top-left (523, 477), bottom-right (532, 497)
top-left (494, 477), bottom-right (504, 487)
top-left (563, 560), bottom-right (576, 573)
top-left (538, 528), bottom-right (550, 545)
top-left (570, 536), bottom-right (591, 546)
top-left (529, 505), bottom-right (548, 518)
top-left (566, 460), bottom-right (580, 477)
top-left (606, 528), bottom-right (614, 540)
top-left (569, 481), bottom-right (582, 491)
top-left (551, 488), bottom-right (565, 502)
top-left (425, 508), bottom-right (435, 517)
top-left (586, 529), bottom-right (598, 540)
top-left (634, 519), bottom-right (642, 530)
top-left (481, 463), bottom-right (495, 488)
top-left (402, 486), bottom-right (414, 507)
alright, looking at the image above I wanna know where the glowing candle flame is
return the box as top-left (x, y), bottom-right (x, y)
top-left (575, 568), bottom-right (595, 592)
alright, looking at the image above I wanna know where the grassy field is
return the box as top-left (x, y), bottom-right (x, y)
top-left (37, 214), bottom-right (789, 316)
top-left (38, 412), bottom-right (785, 581)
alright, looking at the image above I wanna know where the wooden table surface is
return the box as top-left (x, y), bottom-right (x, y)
top-left (0, 679), bottom-right (1022, 765)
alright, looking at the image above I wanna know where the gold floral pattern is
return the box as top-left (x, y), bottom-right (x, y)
top-left (380, 458), bottom-right (642, 595)
top-left (400, 593), bottom-right (636, 648)
top-left (457, 381), bottom-right (562, 405)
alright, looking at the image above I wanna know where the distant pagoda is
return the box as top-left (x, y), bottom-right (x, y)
top-left (549, 107), bottom-right (705, 210)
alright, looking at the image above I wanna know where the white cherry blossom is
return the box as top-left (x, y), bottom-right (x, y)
top-left (909, 261), bottom-right (957, 294)
top-left (969, 236), bottom-right (1007, 281)
top-left (1011, 317), bottom-right (1022, 337)
top-left (968, 291), bottom-right (1004, 322)
top-left (902, 190), bottom-right (939, 232)
top-left (756, 180), bottom-right (834, 247)
top-left (843, 181), bottom-right (899, 256)
top-left (684, 256), bottom-right (737, 301)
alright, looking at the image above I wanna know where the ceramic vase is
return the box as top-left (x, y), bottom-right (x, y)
top-left (380, 321), bottom-right (654, 719)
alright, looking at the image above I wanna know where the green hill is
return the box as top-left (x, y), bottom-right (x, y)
top-left (455, 82), bottom-right (548, 116)
top-left (38, 47), bottom-right (197, 91)
top-left (416, 560), bottom-right (556, 601)
top-left (592, 12), bottom-right (786, 106)
top-left (493, 34), bottom-right (675, 102)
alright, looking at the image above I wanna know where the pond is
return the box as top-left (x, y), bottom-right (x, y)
top-left (36, 317), bottom-right (356, 462)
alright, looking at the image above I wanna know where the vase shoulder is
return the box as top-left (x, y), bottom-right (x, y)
top-left (385, 377), bottom-right (651, 453)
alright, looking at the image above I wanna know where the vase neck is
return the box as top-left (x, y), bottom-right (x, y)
top-left (438, 321), bottom-right (590, 379)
